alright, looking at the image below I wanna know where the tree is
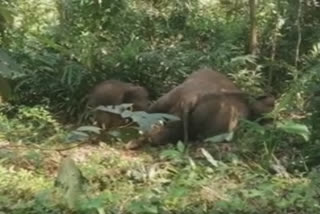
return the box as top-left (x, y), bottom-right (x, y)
top-left (294, 0), bottom-right (303, 67)
top-left (249, 0), bottom-right (258, 56)
top-left (0, 2), bottom-right (14, 40)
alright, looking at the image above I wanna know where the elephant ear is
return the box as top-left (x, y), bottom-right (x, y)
top-left (250, 94), bottom-right (276, 120)
top-left (123, 86), bottom-right (149, 110)
top-left (124, 86), bottom-right (148, 100)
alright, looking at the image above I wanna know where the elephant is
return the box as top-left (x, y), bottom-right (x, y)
top-left (87, 80), bottom-right (149, 130)
top-left (126, 68), bottom-right (275, 149)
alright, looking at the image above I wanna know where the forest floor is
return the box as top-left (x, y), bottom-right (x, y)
top-left (1, 134), bottom-right (320, 214)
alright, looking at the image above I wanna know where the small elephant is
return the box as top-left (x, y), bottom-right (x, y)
top-left (87, 80), bottom-right (149, 130)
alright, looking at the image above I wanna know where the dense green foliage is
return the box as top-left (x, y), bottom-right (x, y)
top-left (0, 0), bottom-right (320, 213)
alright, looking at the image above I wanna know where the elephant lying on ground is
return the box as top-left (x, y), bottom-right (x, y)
top-left (189, 92), bottom-right (275, 140)
top-left (87, 80), bottom-right (150, 130)
top-left (126, 68), bottom-right (275, 149)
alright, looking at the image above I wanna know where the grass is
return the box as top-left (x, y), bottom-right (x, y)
top-left (1, 140), bottom-right (319, 214)
top-left (0, 108), bottom-right (319, 214)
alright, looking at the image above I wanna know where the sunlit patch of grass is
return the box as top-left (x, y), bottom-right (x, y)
top-left (198, 178), bottom-right (240, 203)
top-left (0, 165), bottom-right (51, 203)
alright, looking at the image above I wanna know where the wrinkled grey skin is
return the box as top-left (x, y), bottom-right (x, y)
top-left (88, 80), bottom-right (149, 130)
top-left (147, 68), bottom-right (244, 143)
top-left (126, 68), bottom-right (275, 149)
top-left (189, 93), bottom-right (275, 140)
top-left (148, 68), bottom-right (242, 114)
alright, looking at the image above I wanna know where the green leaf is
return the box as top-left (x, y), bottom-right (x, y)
top-left (95, 103), bottom-right (180, 132)
top-left (205, 132), bottom-right (234, 143)
top-left (0, 5), bottom-right (14, 26)
top-left (276, 120), bottom-right (311, 141)
top-left (96, 103), bottom-right (133, 115)
top-left (188, 157), bottom-right (197, 169)
top-left (55, 157), bottom-right (87, 209)
top-left (67, 130), bottom-right (89, 142)
top-left (0, 48), bottom-right (22, 79)
top-left (126, 111), bottom-right (180, 132)
top-left (79, 197), bottom-right (105, 214)
top-left (169, 186), bottom-right (188, 198)
top-left (176, 141), bottom-right (185, 153)
top-left (77, 125), bottom-right (101, 134)
top-left (160, 150), bottom-right (183, 161)
top-left (108, 130), bottom-right (122, 138)
top-left (160, 150), bottom-right (181, 158)
top-left (67, 125), bottom-right (101, 142)
top-left (230, 54), bottom-right (256, 66)
top-left (241, 119), bottom-right (266, 134)
top-left (201, 148), bottom-right (219, 167)
top-left (128, 200), bottom-right (159, 214)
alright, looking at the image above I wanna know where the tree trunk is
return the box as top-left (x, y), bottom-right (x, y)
top-left (0, 75), bottom-right (11, 103)
top-left (294, 0), bottom-right (303, 68)
top-left (249, 0), bottom-right (258, 56)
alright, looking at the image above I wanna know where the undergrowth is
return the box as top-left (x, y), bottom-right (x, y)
top-left (0, 107), bottom-right (319, 214)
